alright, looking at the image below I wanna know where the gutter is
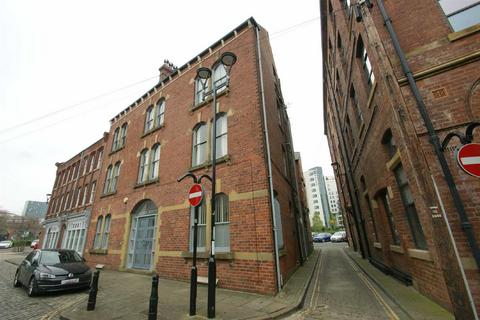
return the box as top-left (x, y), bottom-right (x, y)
top-left (255, 26), bottom-right (282, 292)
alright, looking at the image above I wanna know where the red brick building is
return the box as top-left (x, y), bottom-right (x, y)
top-left (42, 18), bottom-right (310, 295)
top-left (42, 136), bottom-right (106, 254)
top-left (321, 0), bottom-right (480, 316)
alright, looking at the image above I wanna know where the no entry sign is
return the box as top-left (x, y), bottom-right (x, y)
top-left (188, 184), bottom-right (204, 207)
top-left (457, 143), bottom-right (480, 178)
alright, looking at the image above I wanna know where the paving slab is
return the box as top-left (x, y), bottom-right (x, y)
top-left (344, 247), bottom-right (454, 320)
top-left (57, 249), bottom-right (320, 320)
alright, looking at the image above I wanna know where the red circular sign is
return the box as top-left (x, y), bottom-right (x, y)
top-left (457, 143), bottom-right (480, 178)
top-left (188, 184), bottom-right (203, 207)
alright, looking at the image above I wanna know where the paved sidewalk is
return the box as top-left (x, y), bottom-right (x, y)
top-left (344, 247), bottom-right (454, 320)
top-left (3, 248), bottom-right (319, 320)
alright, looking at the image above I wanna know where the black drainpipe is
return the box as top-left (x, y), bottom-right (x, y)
top-left (376, 0), bottom-right (480, 269)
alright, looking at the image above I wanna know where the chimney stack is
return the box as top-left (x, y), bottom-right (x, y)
top-left (159, 59), bottom-right (177, 82)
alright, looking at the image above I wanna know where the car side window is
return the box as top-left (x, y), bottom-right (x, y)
top-left (25, 252), bottom-right (35, 262)
top-left (32, 251), bottom-right (40, 263)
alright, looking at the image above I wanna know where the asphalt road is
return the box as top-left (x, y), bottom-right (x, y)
top-left (285, 242), bottom-right (409, 320)
top-left (0, 249), bottom-right (89, 320)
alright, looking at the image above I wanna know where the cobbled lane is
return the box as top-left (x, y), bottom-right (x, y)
top-left (0, 250), bottom-right (89, 320)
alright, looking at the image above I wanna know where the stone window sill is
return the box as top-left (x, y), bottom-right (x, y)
top-left (390, 245), bottom-right (404, 254)
top-left (373, 242), bottom-right (382, 249)
top-left (134, 178), bottom-right (159, 189)
top-left (448, 23), bottom-right (480, 42)
top-left (89, 249), bottom-right (108, 255)
top-left (100, 191), bottom-right (117, 199)
top-left (189, 155), bottom-right (231, 172)
top-left (191, 88), bottom-right (230, 112)
top-left (408, 249), bottom-right (432, 262)
top-left (386, 150), bottom-right (401, 171)
top-left (181, 251), bottom-right (232, 260)
top-left (141, 124), bottom-right (165, 138)
top-left (109, 145), bottom-right (125, 156)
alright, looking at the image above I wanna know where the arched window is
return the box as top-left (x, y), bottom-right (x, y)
top-left (149, 144), bottom-right (161, 180)
top-left (112, 127), bottom-right (120, 151)
top-left (213, 63), bottom-right (228, 93)
top-left (215, 114), bottom-right (228, 159)
top-left (93, 216), bottom-right (103, 249)
top-left (120, 123), bottom-right (128, 148)
top-left (103, 165), bottom-right (113, 194)
top-left (273, 193), bottom-right (284, 249)
top-left (102, 215), bottom-right (111, 249)
top-left (111, 161), bottom-right (121, 192)
top-left (138, 149), bottom-right (149, 183)
top-left (192, 123), bottom-right (207, 166)
top-left (156, 99), bottom-right (165, 127)
top-left (127, 200), bottom-right (157, 269)
top-left (356, 36), bottom-right (375, 87)
top-left (189, 201), bottom-right (206, 252)
top-left (145, 105), bottom-right (154, 133)
top-left (195, 77), bottom-right (208, 104)
top-left (382, 129), bottom-right (397, 158)
top-left (215, 193), bottom-right (230, 252)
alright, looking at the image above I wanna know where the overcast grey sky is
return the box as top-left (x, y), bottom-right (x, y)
top-left (0, 0), bottom-right (331, 214)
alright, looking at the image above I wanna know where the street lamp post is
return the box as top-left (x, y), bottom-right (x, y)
top-left (196, 52), bottom-right (237, 319)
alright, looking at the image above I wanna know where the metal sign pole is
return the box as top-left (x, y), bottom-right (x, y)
top-left (189, 203), bottom-right (199, 316)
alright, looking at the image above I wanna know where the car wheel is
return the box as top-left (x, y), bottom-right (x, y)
top-left (27, 277), bottom-right (38, 297)
top-left (13, 271), bottom-right (21, 287)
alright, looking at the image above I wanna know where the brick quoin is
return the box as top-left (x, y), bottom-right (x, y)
top-left (321, 0), bottom-right (480, 315)
top-left (43, 18), bottom-right (311, 296)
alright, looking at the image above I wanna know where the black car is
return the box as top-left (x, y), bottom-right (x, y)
top-left (14, 249), bottom-right (92, 296)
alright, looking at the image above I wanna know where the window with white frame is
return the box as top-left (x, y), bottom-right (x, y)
top-left (102, 215), bottom-right (111, 249)
top-left (120, 123), bottom-right (128, 148)
top-left (112, 127), bottom-right (120, 151)
top-left (138, 149), bottom-right (149, 183)
top-left (89, 153), bottom-right (96, 172)
top-left (357, 37), bottom-right (375, 87)
top-left (144, 100), bottom-right (166, 133)
top-left (192, 123), bottom-right (207, 166)
top-left (89, 181), bottom-right (96, 204)
top-left (82, 156), bottom-right (88, 175)
top-left (273, 194), bottom-right (284, 249)
top-left (63, 219), bottom-right (86, 255)
top-left (195, 77), bottom-right (208, 105)
top-left (145, 106), bottom-right (155, 133)
top-left (215, 193), bottom-right (230, 252)
top-left (76, 187), bottom-right (82, 207)
top-left (213, 64), bottom-right (228, 93)
top-left (111, 162), bottom-right (121, 192)
top-left (156, 100), bottom-right (165, 127)
top-left (93, 216), bottom-right (103, 249)
top-left (438, 0), bottom-right (480, 31)
top-left (82, 184), bottom-right (88, 206)
top-left (149, 144), bottom-right (160, 180)
top-left (96, 149), bottom-right (103, 169)
top-left (215, 114), bottom-right (228, 159)
top-left (189, 202), bottom-right (206, 252)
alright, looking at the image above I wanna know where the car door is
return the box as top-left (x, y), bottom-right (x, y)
top-left (18, 252), bottom-right (35, 285)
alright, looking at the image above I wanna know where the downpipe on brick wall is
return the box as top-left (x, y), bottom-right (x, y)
top-left (255, 25), bottom-right (282, 292)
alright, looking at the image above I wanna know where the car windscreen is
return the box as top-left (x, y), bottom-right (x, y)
top-left (40, 251), bottom-right (83, 265)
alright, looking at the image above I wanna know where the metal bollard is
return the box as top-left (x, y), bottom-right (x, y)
top-left (87, 270), bottom-right (100, 311)
top-left (148, 273), bottom-right (159, 320)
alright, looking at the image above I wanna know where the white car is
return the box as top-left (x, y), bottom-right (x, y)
top-left (0, 240), bottom-right (13, 249)
top-left (331, 231), bottom-right (347, 243)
